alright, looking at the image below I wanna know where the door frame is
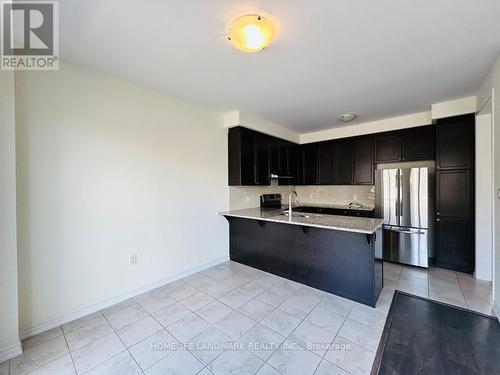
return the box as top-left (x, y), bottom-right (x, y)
top-left (476, 94), bottom-right (494, 288)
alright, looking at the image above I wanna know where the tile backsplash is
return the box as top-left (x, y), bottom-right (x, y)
top-left (296, 184), bottom-right (375, 206)
top-left (229, 181), bottom-right (375, 210)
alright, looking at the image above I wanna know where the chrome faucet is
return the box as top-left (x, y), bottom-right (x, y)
top-left (288, 191), bottom-right (299, 218)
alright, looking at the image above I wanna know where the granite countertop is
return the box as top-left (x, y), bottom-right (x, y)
top-left (219, 207), bottom-right (384, 234)
top-left (292, 202), bottom-right (375, 211)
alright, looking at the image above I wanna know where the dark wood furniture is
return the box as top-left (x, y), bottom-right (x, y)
top-left (374, 125), bottom-right (435, 163)
top-left (374, 134), bottom-right (402, 163)
top-left (318, 141), bottom-right (335, 185)
top-left (334, 139), bottom-right (355, 185)
top-left (354, 137), bottom-right (374, 184)
top-left (402, 125), bottom-right (435, 161)
top-left (228, 124), bottom-right (434, 187)
top-left (228, 127), bottom-right (267, 186)
top-left (228, 118), bottom-right (475, 275)
top-left (225, 216), bottom-right (383, 307)
top-left (434, 114), bottom-right (475, 274)
top-left (302, 144), bottom-right (320, 185)
top-left (436, 115), bottom-right (474, 169)
top-left (229, 127), bottom-right (295, 186)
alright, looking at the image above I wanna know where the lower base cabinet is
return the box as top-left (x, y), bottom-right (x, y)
top-left (227, 217), bottom-right (383, 307)
top-left (435, 216), bottom-right (474, 274)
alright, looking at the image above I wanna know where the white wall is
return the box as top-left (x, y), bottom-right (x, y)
top-left (300, 111), bottom-right (433, 143)
top-left (475, 112), bottom-right (493, 281)
top-left (478, 54), bottom-right (500, 318)
top-left (431, 97), bottom-right (477, 120)
top-left (0, 71), bottom-right (21, 360)
top-left (15, 61), bottom-right (229, 332)
top-left (224, 111), bottom-right (300, 143)
top-left (300, 96), bottom-right (476, 144)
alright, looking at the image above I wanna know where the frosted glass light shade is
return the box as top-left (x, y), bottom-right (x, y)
top-left (228, 15), bottom-right (275, 52)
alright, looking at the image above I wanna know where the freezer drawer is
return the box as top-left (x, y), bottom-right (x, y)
top-left (383, 227), bottom-right (428, 268)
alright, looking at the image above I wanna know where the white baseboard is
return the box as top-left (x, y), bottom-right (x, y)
top-left (19, 256), bottom-right (229, 340)
top-left (0, 341), bottom-right (22, 363)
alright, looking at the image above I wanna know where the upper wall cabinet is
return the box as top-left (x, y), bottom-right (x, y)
top-left (318, 141), bottom-right (335, 185)
top-left (374, 125), bottom-right (435, 164)
top-left (228, 127), bottom-right (269, 186)
top-left (436, 114), bottom-right (475, 170)
top-left (228, 124), bottom-right (435, 186)
top-left (354, 137), bottom-right (374, 184)
top-left (255, 132), bottom-right (271, 185)
top-left (302, 144), bottom-right (320, 185)
top-left (374, 134), bottom-right (402, 163)
top-left (276, 142), bottom-right (298, 186)
top-left (270, 138), bottom-right (295, 178)
top-left (334, 139), bottom-right (355, 185)
top-left (402, 125), bottom-right (435, 161)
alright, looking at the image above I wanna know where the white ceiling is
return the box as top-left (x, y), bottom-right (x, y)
top-left (60, 0), bottom-right (500, 133)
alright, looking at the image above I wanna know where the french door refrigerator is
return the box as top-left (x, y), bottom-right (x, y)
top-left (375, 167), bottom-right (434, 268)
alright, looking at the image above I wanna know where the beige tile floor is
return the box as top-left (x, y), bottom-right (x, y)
top-left (0, 261), bottom-right (494, 375)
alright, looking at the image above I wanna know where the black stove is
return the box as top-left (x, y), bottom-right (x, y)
top-left (260, 194), bottom-right (282, 209)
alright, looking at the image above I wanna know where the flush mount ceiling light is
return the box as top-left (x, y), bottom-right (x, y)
top-left (338, 112), bottom-right (359, 122)
top-left (227, 14), bottom-right (275, 52)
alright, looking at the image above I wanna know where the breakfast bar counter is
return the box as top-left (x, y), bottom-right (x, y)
top-left (220, 208), bottom-right (384, 307)
top-left (220, 207), bottom-right (383, 234)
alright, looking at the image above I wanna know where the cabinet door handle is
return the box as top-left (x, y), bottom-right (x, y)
top-left (436, 212), bottom-right (440, 216)
top-left (436, 218), bottom-right (440, 222)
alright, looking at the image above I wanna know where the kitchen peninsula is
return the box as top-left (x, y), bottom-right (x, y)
top-left (220, 207), bottom-right (384, 307)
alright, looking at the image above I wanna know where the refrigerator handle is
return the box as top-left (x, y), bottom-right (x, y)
top-left (395, 170), bottom-right (401, 221)
top-left (389, 227), bottom-right (426, 235)
top-left (399, 174), bottom-right (403, 218)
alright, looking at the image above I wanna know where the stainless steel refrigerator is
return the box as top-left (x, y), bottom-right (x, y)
top-left (375, 166), bottom-right (434, 268)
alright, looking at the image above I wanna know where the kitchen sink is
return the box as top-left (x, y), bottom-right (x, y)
top-left (276, 211), bottom-right (314, 219)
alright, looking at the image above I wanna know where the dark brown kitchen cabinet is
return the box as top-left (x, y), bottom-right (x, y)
top-left (295, 147), bottom-right (305, 185)
top-left (435, 217), bottom-right (474, 274)
top-left (277, 143), bottom-right (298, 186)
top-left (228, 127), bottom-right (269, 186)
top-left (374, 126), bottom-right (435, 164)
top-left (270, 138), bottom-right (295, 178)
top-left (228, 127), bottom-right (252, 186)
top-left (436, 114), bottom-right (474, 170)
top-left (255, 133), bottom-right (270, 185)
top-left (335, 140), bottom-right (355, 184)
top-left (436, 170), bottom-right (471, 218)
top-left (269, 138), bottom-right (281, 176)
top-left (434, 114), bottom-right (475, 274)
top-left (229, 122), bottom-right (445, 187)
top-left (402, 125), bottom-right (435, 161)
top-left (302, 144), bottom-right (320, 185)
top-left (318, 141), bottom-right (335, 185)
top-left (279, 143), bottom-right (293, 174)
top-left (375, 134), bottom-right (401, 163)
top-left (354, 137), bottom-right (374, 184)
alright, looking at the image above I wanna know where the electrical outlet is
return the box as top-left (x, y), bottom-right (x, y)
top-left (129, 254), bottom-right (137, 265)
top-left (353, 194), bottom-right (358, 201)
top-left (246, 196), bottom-right (250, 203)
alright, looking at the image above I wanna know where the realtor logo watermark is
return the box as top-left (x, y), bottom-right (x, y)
top-left (1, 0), bottom-right (58, 70)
